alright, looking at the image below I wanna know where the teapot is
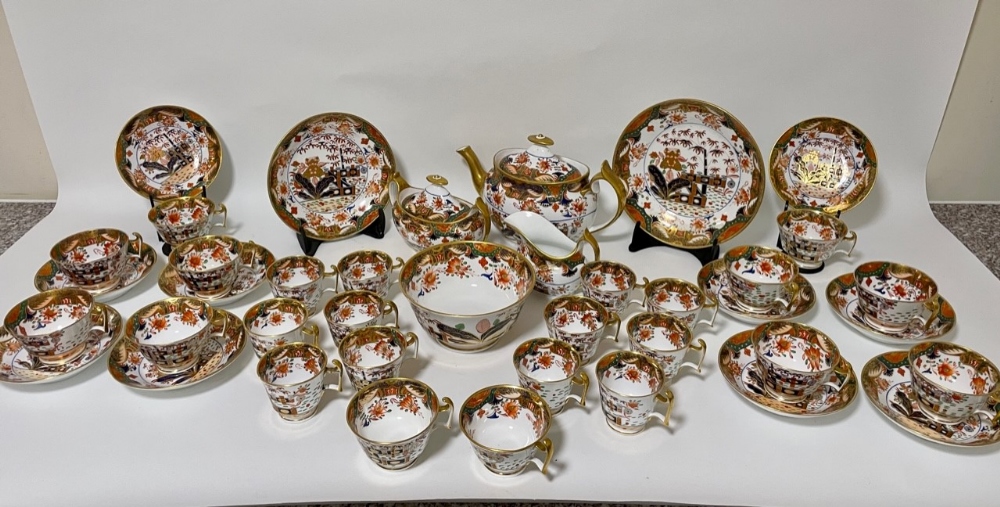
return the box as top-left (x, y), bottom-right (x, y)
top-left (504, 210), bottom-right (600, 296)
top-left (390, 173), bottom-right (490, 251)
top-left (458, 134), bottom-right (626, 241)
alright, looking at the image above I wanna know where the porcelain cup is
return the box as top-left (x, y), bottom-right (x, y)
top-left (723, 245), bottom-right (802, 313)
top-left (257, 342), bottom-right (344, 422)
top-left (513, 338), bottom-right (589, 414)
top-left (777, 207), bottom-right (856, 269)
top-left (596, 350), bottom-right (674, 434)
top-left (908, 342), bottom-right (1000, 424)
top-left (854, 261), bottom-right (939, 333)
top-left (460, 385), bottom-right (554, 476)
top-left (336, 250), bottom-right (404, 298)
top-left (49, 228), bottom-right (141, 290)
top-left (243, 298), bottom-right (320, 358)
top-left (127, 297), bottom-right (225, 373)
top-left (626, 312), bottom-right (706, 381)
top-left (168, 235), bottom-right (244, 298)
top-left (543, 295), bottom-right (621, 363)
top-left (346, 378), bottom-right (453, 470)
top-left (3, 288), bottom-right (108, 365)
top-left (323, 290), bottom-right (398, 347)
top-left (339, 326), bottom-right (418, 389)
top-left (266, 255), bottom-right (338, 315)
top-left (580, 260), bottom-right (639, 314)
top-left (148, 195), bottom-right (228, 246)
top-left (750, 321), bottom-right (846, 402)
top-left (629, 277), bottom-right (717, 329)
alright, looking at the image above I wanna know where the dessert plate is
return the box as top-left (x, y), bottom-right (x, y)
top-left (267, 112), bottom-right (395, 240)
top-left (769, 117), bottom-right (877, 213)
top-left (697, 259), bottom-right (815, 323)
top-left (158, 241), bottom-right (273, 306)
top-left (613, 99), bottom-right (765, 249)
top-left (719, 330), bottom-right (857, 418)
top-left (826, 273), bottom-right (955, 344)
top-left (34, 240), bottom-right (156, 302)
top-left (107, 309), bottom-right (245, 390)
top-left (115, 105), bottom-right (222, 200)
top-left (0, 304), bottom-right (121, 384)
top-left (861, 351), bottom-right (999, 447)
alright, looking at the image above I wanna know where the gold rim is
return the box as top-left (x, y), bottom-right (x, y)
top-left (256, 341), bottom-right (330, 387)
top-left (345, 377), bottom-right (444, 444)
top-left (643, 277), bottom-right (707, 308)
top-left (265, 255), bottom-right (328, 285)
top-left (595, 350), bottom-right (665, 398)
top-left (35, 240), bottom-right (155, 296)
top-left (512, 337), bottom-right (583, 375)
top-left (243, 297), bottom-right (310, 332)
top-left (147, 195), bottom-right (218, 223)
top-left (625, 311), bottom-right (693, 350)
top-left (459, 384), bottom-right (551, 453)
top-left (776, 206), bottom-right (849, 239)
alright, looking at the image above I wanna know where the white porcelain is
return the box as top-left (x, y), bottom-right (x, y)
top-left (460, 385), bottom-right (554, 476)
top-left (336, 250), bottom-right (404, 298)
top-left (339, 326), bottom-right (418, 389)
top-left (159, 240), bottom-right (274, 306)
top-left (49, 229), bottom-right (140, 291)
top-left (3, 288), bottom-right (108, 365)
top-left (323, 290), bottom-right (398, 347)
top-left (751, 321), bottom-right (845, 403)
top-left (257, 342), bottom-right (343, 422)
top-left (543, 295), bottom-right (621, 364)
top-left (266, 255), bottom-right (337, 315)
top-left (595, 350), bottom-right (674, 434)
top-left (723, 245), bottom-right (801, 313)
top-left (629, 277), bottom-right (717, 329)
top-left (908, 342), bottom-right (1000, 423)
top-left (513, 338), bottom-right (589, 414)
top-left (580, 260), bottom-right (638, 314)
top-left (625, 312), bottom-right (706, 381)
top-left (35, 236), bottom-right (155, 303)
top-left (390, 174), bottom-right (491, 251)
top-left (126, 297), bottom-right (224, 373)
top-left (504, 211), bottom-right (600, 296)
top-left (243, 298), bottom-right (319, 358)
top-left (697, 259), bottom-right (816, 323)
top-left (148, 195), bottom-right (228, 245)
top-left (167, 235), bottom-right (243, 298)
top-left (777, 207), bottom-right (856, 269)
top-left (853, 261), bottom-right (940, 333)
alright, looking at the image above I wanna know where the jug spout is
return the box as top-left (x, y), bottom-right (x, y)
top-left (457, 146), bottom-right (488, 192)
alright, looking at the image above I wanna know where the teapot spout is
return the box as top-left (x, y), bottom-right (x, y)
top-left (457, 146), bottom-right (488, 192)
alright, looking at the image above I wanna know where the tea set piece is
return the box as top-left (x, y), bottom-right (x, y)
top-left (628, 277), bottom-right (717, 330)
top-left (400, 241), bottom-right (534, 353)
top-left (265, 255), bottom-right (338, 315)
top-left (580, 259), bottom-right (639, 314)
top-left (595, 350), bottom-right (675, 434)
top-left (612, 98), bottom-right (765, 249)
top-left (504, 210), bottom-right (600, 296)
top-left (338, 326), bottom-right (418, 390)
top-left (826, 272), bottom-right (955, 344)
top-left (324, 289), bottom-right (398, 348)
top-left (345, 377), bottom-right (453, 470)
top-left (512, 338), bottom-right (590, 415)
top-left (543, 294), bottom-right (621, 364)
top-left (0, 303), bottom-right (121, 384)
top-left (242, 298), bottom-right (320, 358)
top-left (719, 329), bottom-right (857, 418)
top-left (257, 341), bottom-right (343, 422)
top-left (861, 347), bottom-right (1000, 447)
top-left (108, 306), bottom-right (245, 390)
top-left (625, 312), bottom-right (706, 383)
top-left (697, 257), bottom-right (816, 324)
top-left (267, 112), bottom-right (394, 241)
top-left (390, 173), bottom-right (491, 251)
top-left (459, 384), bottom-right (555, 476)
top-left (4, 288), bottom-right (111, 367)
top-left (335, 249), bottom-right (404, 298)
top-left (158, 239), bottom-right (274, 306)
top-left (459, 134), bottom-right (626, 241)
top-left (49, 228), bottom-right (145, 292)
top-left (769, 117), bottom-right (877, 214)
top-left (776, 207), bottom-right (857, 270)
top-left (35, 234), bottom-right (155, 302)
top-left (115, 105), bottom-right (222, 200)
top-left (147, 195), bottom-right (228, 247)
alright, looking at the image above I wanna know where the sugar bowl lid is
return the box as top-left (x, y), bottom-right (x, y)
top-left (497, 134), bottom-right (584, 183)
top-left (402, 175), bottom-right (470, 221)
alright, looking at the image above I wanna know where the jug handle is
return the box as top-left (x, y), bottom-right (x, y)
top-left (583, 161), bottom-right (627, 233)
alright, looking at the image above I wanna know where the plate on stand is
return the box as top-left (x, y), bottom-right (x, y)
top-left (697, 259), bottom-right (815, 323)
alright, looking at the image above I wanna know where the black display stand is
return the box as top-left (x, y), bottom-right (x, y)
top-left (627, 222), bottom-right (720, 266)
top-left (148, 187), bottom-right (209, 257)
top-left (296, 209), bottom-right (387, 256)
top-left (775, 202), bottom-right (841, 275)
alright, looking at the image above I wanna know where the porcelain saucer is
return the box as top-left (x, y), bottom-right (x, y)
top-left (697, 259), bottom-right (815, 323)
top-left (861, 351), bottom-right (999, 447)
top-left (107, 309), bottom-right (245, 390)
top-left (826, 273), bottom-right (955, 345)
top-left (158, 241), bottom-right (274, 306)
top-left (0, 303), bottom-right (121, 384)
top-left (34, 242), bottom-right (156, 302)
top-left (719, 330), bottom-right (856, 418)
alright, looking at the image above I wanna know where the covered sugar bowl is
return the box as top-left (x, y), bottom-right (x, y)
top-left (390, 174), bottom-right (490, 251)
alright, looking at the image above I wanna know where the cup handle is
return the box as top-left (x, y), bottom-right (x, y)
top-left (89, 304), bottom-right (109, 335)
top-left (403, 332), bottom-right (419, 361)
top-left (819, 360), bottom-right (853, 392)
top-left (773, 280), bottom-right (801, 312)
top-left (580, 160), bottom-right (627, 234)
top-left (392, 257), bottom-right (405, 271)
top-left (302, 323), bottom-right (320, 348)
top-left (327, 264), bottom-right (341, 292)
top-left (579, 229), bottom-right (601, 261)
top-left (567, 371), bottom-right (590, 408)
top-left (324, 359), bottom-right (344, 393)
top-left (244, 241), bottom-right (260, 269)
top-left (213, 203), bottom-right (228, 229)
top-left (210, 310), bottom-right (229, 338)
top-left (474, 198), bottom-right (492, 239)
top-left (382, 301), bottom-right (399, 328)
top-left (909, 294), bottom-right (942, 333)
top-left (832, 230), bottom-right (857, 259)
top-left (695, 300), bottom-right (719, 328)
top-left (624, 277), bottom-right (649, 313)
top-left (435, 396), bottom-right (454, 431)
top-left (129, 232), bottom-right (144, 257)
top-left (531, 437), bottom-right (555, 475)
top-left (604, 313), bottom-right (622, 343)
top-left (680, 338), bottom-right (707, 374)
top-left (645, 388), bottom-right (675, 427)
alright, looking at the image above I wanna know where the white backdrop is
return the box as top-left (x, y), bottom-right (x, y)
top-left (1, 1), bottom-right (991, 506)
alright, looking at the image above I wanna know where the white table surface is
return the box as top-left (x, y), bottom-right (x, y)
top-left (1, 1), bottom-right (993, 506)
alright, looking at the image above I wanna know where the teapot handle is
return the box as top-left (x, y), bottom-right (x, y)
top-left (583, 160), bottom-right (627, 233)
top-left (389, 172), bottom-right (410, 204)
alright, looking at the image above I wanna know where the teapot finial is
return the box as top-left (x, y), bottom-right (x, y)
top-left (528, 134), bottom-right (554, 146)
top-left (426, 175), bottom-right (449, 186)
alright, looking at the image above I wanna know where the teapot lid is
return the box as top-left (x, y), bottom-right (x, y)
top-left (497, 134), bottom-right (583, 182)
top-left (402, 175), bottom-right (470, 220)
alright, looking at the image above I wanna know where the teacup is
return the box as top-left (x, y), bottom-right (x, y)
top-left (625, 312), bottom-right (706, 381)
top-left (266, 255), bottom-right (337, 315)
top-left (323, 290), bottom-right (398, 347)
top-left (336, 250), bottom-right (404, 298)
top-left (49, 228), bottom-right (141, 290)
top-left (854, 261), bottom-right (939, 332)
top-left (777, 207), bottom-right (857, 269)
top-left (630, 277), bottom-right (717, 329)
top-left (148, 195), bottom-right (228, 246)
top-left (908, 342), bottom-right (1000, 423)
top-left (596, 350), bottom-right (674, 434)
top-left (460, 385), bottom-right (554, 476)
top-left (168, 235), bottom-right (243, 298)
top-left (127, 297), bottom-right (225, 373)
top-left (339, 326), bottom-right (418, 389)
top-left (243, 298), bottom-right (320, 358)
top-left (346, 378), bottom-right (453, 470)
top-left (580, 260), bottom-right (638, 314)
top-left (750, 321), bottom-right (845, 402)
top-left (257, 342), bottom-right (344, 422)
top-left (3, 288), bottom-right (108, 365)
top-left (543, 295), bottom-right (621, 363)
top-left (513, 338), bottom-right (589, 414)
top-left (723, 245), bottom-right (801, 313)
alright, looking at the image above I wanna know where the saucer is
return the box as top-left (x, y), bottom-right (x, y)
top-left (158, 241), bottom-right (274, 306)
top-left (34, 242), bottom-right (157, 302)
top-left (861, 351), bottom-right (999, 447)
top-left (697, 259), bottom-right (815, 323)
top-left (719, 330), bottom-right (856, 418)
top-left (107, 309), bottom-right (245, 390)
top-left (826, 273), bottom-right (955, 345)
top-left (0, 303), bottom-right (121, 384)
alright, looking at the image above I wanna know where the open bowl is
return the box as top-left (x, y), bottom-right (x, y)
top-left (400, 241), bottom-right (535, 352)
